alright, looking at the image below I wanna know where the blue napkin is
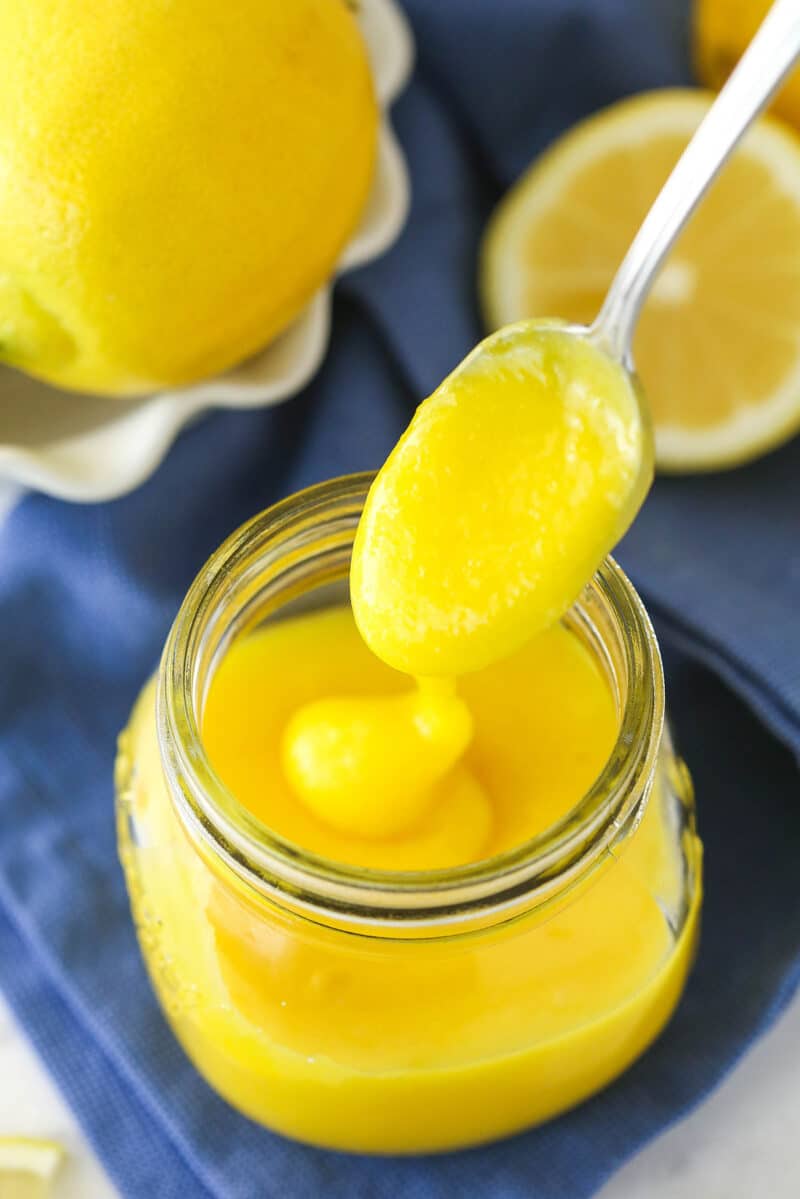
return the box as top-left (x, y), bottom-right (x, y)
top-left (2, 2), bottom-right (800, 1196)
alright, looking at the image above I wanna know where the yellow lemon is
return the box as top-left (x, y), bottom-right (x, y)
top-left (0, 0), bottom-right (377, 395)
top-left (481, 90), bottom-right (800, 471)
top-left (695, 0), bottom-right (800, 129)
top-left (0, 1138), bottom-right (64, 1199)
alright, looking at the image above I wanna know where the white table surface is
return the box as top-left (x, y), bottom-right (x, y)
top-left (2, 490), bottom-right (799, 1198)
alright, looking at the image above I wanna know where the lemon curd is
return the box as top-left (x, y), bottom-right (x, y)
top-left (275, 325), bottom-right (653, 849)
top-left (207, 608), bottom-right (617, 871)
top-left (117, 477), bottom-right (701, 1153)
top-left (351, 324), bottom-right (652, 678)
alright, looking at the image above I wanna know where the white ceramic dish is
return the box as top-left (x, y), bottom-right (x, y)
top-left (0, 0), bottom-right (413, 502)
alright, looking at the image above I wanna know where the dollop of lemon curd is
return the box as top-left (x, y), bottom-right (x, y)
top-left (282, 676), bottom-right (492, 846)
top-left (203, 608), bottom-right (618, 870)
top-left (352, 323), bottom-right (652, 678)
top-left (278, 323), bottom-right (652, 849)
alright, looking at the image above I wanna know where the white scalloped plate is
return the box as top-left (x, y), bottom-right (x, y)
top-left (0, 0), bottom-right (413, 503)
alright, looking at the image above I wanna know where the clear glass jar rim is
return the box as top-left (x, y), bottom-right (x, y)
top-left (157, 473), bottom-right (665, 929)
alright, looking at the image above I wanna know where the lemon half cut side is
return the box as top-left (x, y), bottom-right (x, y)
top-left (482, 89), bottom-right (800, 471)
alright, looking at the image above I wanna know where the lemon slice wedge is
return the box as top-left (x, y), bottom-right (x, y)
top-left (481, 89), bottom-right (800, 471)
top-left (0, 1138), bottom-right (65, 1198)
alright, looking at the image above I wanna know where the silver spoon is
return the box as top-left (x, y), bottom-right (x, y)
top-left (588, 0), bottom-right (800, 368)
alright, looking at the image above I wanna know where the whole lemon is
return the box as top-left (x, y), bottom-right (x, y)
top-left (694, 0), bottom-right (800, 128)
top-left (0, 0), bottom-right (377, 395)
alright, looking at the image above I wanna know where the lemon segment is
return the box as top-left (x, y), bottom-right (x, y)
top-left (0, 1137), bottom-right (65, 1199)
top-left (481, 90), bottom-right (800, 471)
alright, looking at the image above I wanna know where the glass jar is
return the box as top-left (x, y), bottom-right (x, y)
top-left (116, 473), bottom-right (702, 1155)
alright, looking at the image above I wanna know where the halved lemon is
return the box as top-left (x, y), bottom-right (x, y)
top-left (0, 1138), bottom-right (65, 1198)
top-left (481, 89), bottom-right (800, 471)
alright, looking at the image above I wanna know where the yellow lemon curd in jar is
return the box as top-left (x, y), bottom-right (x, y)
top-left (119, 324), bottom-right (701, 1152)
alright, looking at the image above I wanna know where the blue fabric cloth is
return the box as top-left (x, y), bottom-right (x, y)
top-left (1, 1), bottom-right (799, 1195)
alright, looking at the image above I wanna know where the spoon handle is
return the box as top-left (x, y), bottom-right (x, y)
top-left (592, 0), bottom-right (800, 364)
